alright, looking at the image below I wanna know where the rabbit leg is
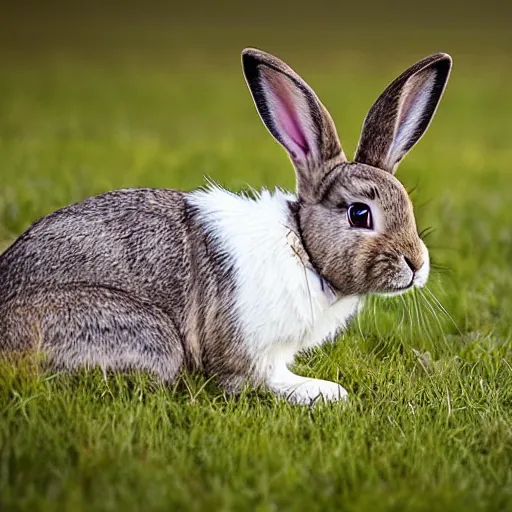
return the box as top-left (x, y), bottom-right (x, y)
top-left (0, 285), bottom-right (185, 382)
top-left (266, 363), bottom-right (348, 405)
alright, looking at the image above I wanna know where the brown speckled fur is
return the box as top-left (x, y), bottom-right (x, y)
top-left (299, 163), bottom-right (424, 296)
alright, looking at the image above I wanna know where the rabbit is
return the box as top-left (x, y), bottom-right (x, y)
top-left (0, 48), bottom-right (452, 405)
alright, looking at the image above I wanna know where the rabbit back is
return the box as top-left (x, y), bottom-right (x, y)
top-left (0, 188), bottom-right (190, 320)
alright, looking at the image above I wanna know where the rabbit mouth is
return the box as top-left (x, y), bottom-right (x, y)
top-left (394, 276), bottom-right (416, 293)
top-left (403, 274), bottom-right (416, 290)
top-left (378, 278), bottom-right (415, 297)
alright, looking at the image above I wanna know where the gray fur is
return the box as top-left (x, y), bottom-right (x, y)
top-left (0, 189), bottom-right (245, 387)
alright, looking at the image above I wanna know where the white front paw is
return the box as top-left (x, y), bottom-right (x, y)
top-left (266, 366), bottom-right (349, 405)
top-left (287, 379), bottom-right (348, 405)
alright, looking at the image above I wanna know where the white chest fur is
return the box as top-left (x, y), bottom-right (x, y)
top-left (189, 186), bottom-right (360, 380)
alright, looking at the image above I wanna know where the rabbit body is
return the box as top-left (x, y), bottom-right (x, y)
top-left (0, 48), bottom-right (452, 404)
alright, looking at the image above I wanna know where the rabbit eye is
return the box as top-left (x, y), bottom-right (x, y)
top-left (348, 203), bottom-right (373, 229)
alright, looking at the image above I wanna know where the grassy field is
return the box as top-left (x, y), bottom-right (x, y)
top-left (1, 5), bottom-right (512, 511)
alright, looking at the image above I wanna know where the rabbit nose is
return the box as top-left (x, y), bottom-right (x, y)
top-left (404, 256), bottom-right (417, 273)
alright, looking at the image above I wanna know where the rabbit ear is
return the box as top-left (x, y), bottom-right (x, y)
top-left (242, 48), bottom-right (346, 201)
top-left (354, 53), bottom-right (452, 174)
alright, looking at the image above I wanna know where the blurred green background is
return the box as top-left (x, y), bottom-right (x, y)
top-left (0, 2), bottom-right (511, 511)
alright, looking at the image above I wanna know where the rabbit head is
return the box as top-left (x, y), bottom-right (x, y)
top-left (242, 49), bottom-right (452, 297)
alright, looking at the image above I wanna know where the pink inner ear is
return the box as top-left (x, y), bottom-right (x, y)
top-left (261, 73), bottom-right (310, 161)
top-left (274, 90), bottom-right (310, 158)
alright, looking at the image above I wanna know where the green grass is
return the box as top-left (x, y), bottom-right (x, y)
top-left (1, 11), bottom-right (512, 511)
